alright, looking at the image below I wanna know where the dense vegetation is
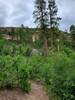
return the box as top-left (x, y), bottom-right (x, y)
top-left (0, 38), bottom-right (75, 100)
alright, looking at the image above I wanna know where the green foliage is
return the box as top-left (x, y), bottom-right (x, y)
top-left (48, 0), bottom-right (61, 28)
top-left (14, 56), bottom-right (31, 92)
top-left (18, 68), bottom-right (30, 92)
top-left (60, 46), bottom-right (73, 56)
top-left (25, 47), bottom-right (32, 56)
top-left (27, 53), bottom-right (75, 100)
top-left (0, 55), bottom-right (30, 92)
top-left (0, 39), bottom-right (31, 56)
top-left (0, 56), bottom-right (17, 88)
top-left (0, 39), bottom-right (75, 99)
top-left (33, 0), bottom-right (48, 30)
top-left (28, 56), bottom-right (44, 80)
top-left (70, 25), bottom-right (75, 49)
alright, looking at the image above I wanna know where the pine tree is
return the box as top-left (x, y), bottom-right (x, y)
top-left (33, 0), bottom-right (48, 30)
top-left (33, 0), bottom-right (49, 55)
top-left (48, 0), bottom-right (61, 47)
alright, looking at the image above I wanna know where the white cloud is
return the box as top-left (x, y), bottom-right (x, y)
top-left (0, 0), bottom-right (75, 30)
top-left (57, 0), bottom-right (75, 30)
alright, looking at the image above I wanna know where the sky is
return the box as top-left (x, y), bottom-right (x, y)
top-left (0, 0), bottom-right (75, 30)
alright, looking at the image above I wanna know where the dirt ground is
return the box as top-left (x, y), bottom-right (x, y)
top-left (0, 81), bottom-right (49, 100)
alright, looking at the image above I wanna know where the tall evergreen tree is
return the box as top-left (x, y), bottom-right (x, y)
top-left (48, 0), bottom-right (61, 47)
top-left (33, 0), bottom-right (49, 55)
top-left (33, 0), bottom-right (48, 30)
top-left (48, 0), bottom-right (61, 27)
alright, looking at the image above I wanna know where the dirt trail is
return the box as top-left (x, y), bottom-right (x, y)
top-left (0, 81), bottom-right (49, 100)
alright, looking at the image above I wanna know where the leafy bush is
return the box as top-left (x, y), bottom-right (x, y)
top-left (0, 55), bottom-right (30, 92)
top-left (27, 54), bottom-right (75, 99)
top-left (28, 56), bottom-right (45, 81)
top-left (0, 39), bottom-right (29, 56)
top-left (25, 47), bottom-right (32, 56)
top-left (14, 56), bottom-right (31, 92)
top-left (0, 56), bottom-right (17, 88)
top-left (18, 68), bottom-right (30, 92)
top-left (44, 55), bottom-right (75, 100)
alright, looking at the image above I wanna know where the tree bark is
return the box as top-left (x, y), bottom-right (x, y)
top-left (44, 37), bottom-right (48, 56)
top-left (51, 31), bottom-right (53, 48)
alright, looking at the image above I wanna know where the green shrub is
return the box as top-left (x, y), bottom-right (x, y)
top-left (18, 68), bottom-right (30, 92)
top-left (0, 55), bottom-right (30, 92)
top-left (0, 56), bottom-right (17, 88)
top-left (28, 56), bottom-right (45, 80)
top-left (28, 54), bottom-right (75, 100)
top-left (43, 54), bottom-right (75, 100)
top-left (14, 56), bottom-right (31, 92)
top-left (0, 39), bottom-right (29, 56)
top-left (25, 47), bottom-right (32, 56)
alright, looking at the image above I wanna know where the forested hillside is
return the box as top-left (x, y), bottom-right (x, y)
top-left (0, 0), bottom-right (75, 100)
